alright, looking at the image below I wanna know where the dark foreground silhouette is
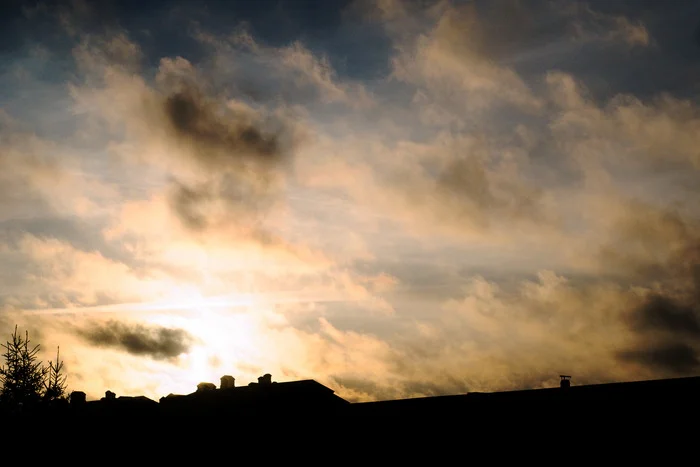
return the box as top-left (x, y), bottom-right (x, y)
top-left (5, 372), bottom-right (700, 424)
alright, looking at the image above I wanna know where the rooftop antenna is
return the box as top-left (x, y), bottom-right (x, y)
top-left (559, 375), bottom-right (572, 388)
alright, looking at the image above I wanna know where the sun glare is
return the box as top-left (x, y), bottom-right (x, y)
top-left (144, 285), bottom-right (269, 385)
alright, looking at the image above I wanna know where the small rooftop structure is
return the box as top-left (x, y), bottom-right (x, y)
top-left (196, 382), bottom-right (217, 392)
top-left (560, 375), bottom-right (572, 388)
top-left (258, 373), bottom-right (273, 385)
top-left (220, 375), bottom-right (235, 389)
top-left (70, 391), bottom-right (86, 406)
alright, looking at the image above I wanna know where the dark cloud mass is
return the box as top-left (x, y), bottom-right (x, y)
top-left (163, 87), bottom-right (284, 168)
top-left (617, 343), bottom-right (700, 375)
top-left (156, 77), bottom-right (299, 230)
top-left (78, 320), bottom-right (193, 360)
top-left (438, 157), bottom-right (495, 210)
top-left (615, 223), bottom-right (700, 374)
top-left (629, 294), bottom-right (700, 337)
top-left (619, 294), bottom-right (700, 374)
top-left (169, 181), bottom-right (212, 231)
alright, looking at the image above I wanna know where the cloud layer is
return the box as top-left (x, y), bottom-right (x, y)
top-left (0, 0), bottom-right (699, 402)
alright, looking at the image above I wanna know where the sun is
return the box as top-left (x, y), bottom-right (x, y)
top-left (143, 285), bottom-right (267, 384)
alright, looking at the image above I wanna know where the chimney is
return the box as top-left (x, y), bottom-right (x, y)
top-left (220, 375), bottom-right (235, 389)
top-left (258, 373), bottom-right (272, 385)
top-left (70, 391), bottom-right (86, 406)
top-left (104, 390), bottom-right (116, 401)
top-left (560, 375), bottom-right (571, 388)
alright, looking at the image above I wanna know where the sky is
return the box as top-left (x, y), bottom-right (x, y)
top-left (1, 0), bottom-right (700, 402)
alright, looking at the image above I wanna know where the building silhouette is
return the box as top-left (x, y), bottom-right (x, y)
top-left (159, 374), bottom-right (350, 416)
top-left (7, 373), bottom-right (700, 421)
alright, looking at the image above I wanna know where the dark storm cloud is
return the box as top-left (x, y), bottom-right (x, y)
top-left (614, 210), bottom-right (700, 374)
top-left (154, 67), bottom-right (302, 230)
top-left (163, 87), bottom-right (282, 167)
top-left (78, 320), bottom-right (193, 360)
top-left (619, 287), bottom-right (700, 375)
top-left (617, 256), bottom-right (700, 375)
top-left (617, 343), bottom-right (700, 375)
top-left (628, 294), bottom-right (700, 338)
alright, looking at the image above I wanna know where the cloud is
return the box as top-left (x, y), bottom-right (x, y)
top-left (0, 233), bottom-right (177, 311)
top-left (0, 0), bottom-right (697, 403)
top-left (307, 265), bottom-right (647, 400)
top-left (301, 130), bottom-right (560, 244)
top-left (161, 84), bottom-right (285, 169)
top-left (388, 1), bottom-right (542, 114)
top-left (168, 181), bottom-right (212, 231)
top-left (77, 320), bottom-right (194, 360)
top-left (276, 41), bottom-right (375, 109)
top-left (377, 0), bottom-right (650, 118)
top-left (0, 115), bottom-right (67, 220)
top-left (617, 343), bottom-right (700, 375)
top-left (151, 54), bottom-right (303, 176)
top-left (546, 71), bottom-right (700, 171)
top-left (194, 27), bottom-right (375, 109)
top-left (153, 72), bottom-right (299, 231)
top-left (570, 190), bottom-right (700, 376)
top-left (611, 224), bottom-right (700, 374)
top-left (628, 295), bottom-right (700, 338)
top-left (68, 34), bottom-right (307, 238)
top-left (566, 2), bottom-right (651, 47)
top-left (102, 192), bottom-right (336, 284)
top-left (73, 31), bottom-right (143, 75)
